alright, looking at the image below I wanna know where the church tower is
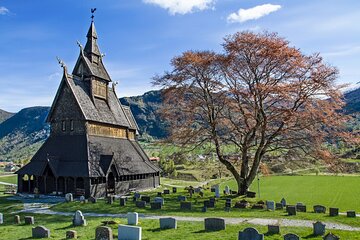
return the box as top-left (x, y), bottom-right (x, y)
top-left (16, 14), bottom-right (160, 198)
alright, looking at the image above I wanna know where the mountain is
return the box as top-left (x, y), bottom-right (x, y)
top-left (0, 107), bottom-right (50, 162)
top-left (0, 109), bottom-right (14, 124)
top-left (344, 86), bottom-right (360, 114)
top-left (120, 90), bottom-right (168, 138)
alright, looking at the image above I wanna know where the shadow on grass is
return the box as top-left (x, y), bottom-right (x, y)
top-left (303, 233), bottom-right (319, 239)
top-left (264, 232), bottom-right (280, 236)
top-left (55, 223), bottom-right (74, 230)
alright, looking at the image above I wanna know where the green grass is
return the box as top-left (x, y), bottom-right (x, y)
top-left (220, 175), bottom-right (360, 212)
top-left (0, 212), bottom-right (360, 239)
top-left (0, 174), bottom-right (17, 184)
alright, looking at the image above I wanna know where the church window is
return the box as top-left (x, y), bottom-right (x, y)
top-left (70, 120), bottom-right (74, 131)
top-left (62, 120), bottom-right (66, 131)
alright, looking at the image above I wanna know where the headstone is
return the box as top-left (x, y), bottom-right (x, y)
top-left (160, 217), bottom-right (177, 229)
top-left (96, 226), bottom-right (113, 240)
top-left (313, 205), bottom-right (326, 213)
top-left (204, 218), bottom-right (226, 231)
top-left (225, 199), bottom-right (232, 208)
top-left (204, 200), bottom-right (215, 208)
top-left (32, 226), bottom-right (50, 238)
top-left (296, 202), bottom-right (304, 207)
top-left (224, 186), bottom-right (230, 195)
top-left (323, 232), bottom-right (340, 240)
top-left (347, 210), bottom-right (356, 217)
top-left (134, 192), bottom-right (141, 201)
top-left (194, 187), bottom-right (201, 193)
top-left (329, 207), bottom-right (339, 217)
top-left (127, 212), bottom-right (138, 225)
top-left (276, 203), bottom-right (283, 210)
top-left (0, 213), bottom-right (3, 224)
top-left (214, 185), bottom-right (220, 198)
top-left (120, 197), bottom-right (126, 206)
top-left (287, 206), bottom-right (296, 216)
top-left (107, 196), bottom-right (114, 205)
top-left (150, 202), bottom-right (162, 210)
top-left (238, 227), bottom-right (264, 240)
top-left (297, 205), bottom-right (306, 212)
top-left (280, 198), bottom-right (286, 207)
top-left (25, 216), bottom-right (35, 225)
top-left (14, 215), bottom-right (20, 224)
top-left (66, 230), bottom-right (77, 239)
top-left (202, 206), bottom-right (207, 212)
top-left (89, 196), bottom-right (97, 203)
top-left (140, 196), bottom-right (150, 203)
top-left (267, 225), bottom-right (280, 234)
top-left (235, 200), bottom-right (249, 209)
top-left (163, 189), bottom-right (170, 194)
top-left (154, 197), bottom-right (164, 206)
top-left (283, 233), bottom-right (300, 240)
top-left (65, 193), bottom-right (74, 202)
top-left (157, 192), bottom-right (162, 197)
top-left (313, 221), bottom-right (326, 236)
top-left (135, 201), bottom-right (146, 208)
top-left (118, 224), bottom-right (142, 240)
top-left (172, 187), bottom-right (177, 193)
top-left (72, 210), bottom-right (87, 226)
top-left (266, 201), bottom-right (275, 211)
top-left (180, 201), bottom-right (192, 210)
top-left (246, 191), bottom-right (256, 198)
top-left (79, 196), bottom-right (85, 202)
top-left (177, 196), bottom-right (187, 201)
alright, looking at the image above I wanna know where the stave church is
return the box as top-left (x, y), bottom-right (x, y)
top-left (16, 16), bottom-right (160, 198)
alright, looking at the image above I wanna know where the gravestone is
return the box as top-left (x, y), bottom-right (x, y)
top-left (283, 233), bottom-right (300, 240)
top-left (65, 193), bottom-right (74, 202)
top-left (276, 203), bottom-right (283, 210)
top-left (14, 215), bottom-right (20, 224)
top-left (238, 227), bottom-right (264, 240)
top-left (177, 196), bottom-right (187, 201)
top-left (204, 200), bottom-right (215, 208)
top-left (127, 212), bottom-right (138, 225)
top-left (225, 199), bottom-right (232, 208)
top-left (267, 225), bottom-right (280, 234)
top-left (135, 201), bottom-right (147, 208)
top-left (329, 208), bottom-right (339, 217)
top-left (89, 196), bottom-right (97, 203)
top-left (107, 196), bottom-right (114, 204)
top-left (0, 213), bottom-right (3, 224)
top-left (73, 210), bottom-right (87, 226)
top-left (134, 192), bottom-right (141, 201)
top-left (154, 197), bottom-right (164, 206)
top-left (297, 205), bottom-right (306, 212)
top-left (157, 192), bottom-right (162, 197)
top-left (180, 201), bottom-right (192, 210)
top-left (314, 205), bottom-right (326, 213)
top-left (195, 187), bottom-right (201, 193)
top-left (204, 218), bottom-right (226, 231)
top-left (79, 196), bottom-right (85, 202)
top-left (313, 221), bottom-right (326, 236)
top-left (246, 191), bottom-right (256, 198)
top-left (32, 226), bottom-right (50, 238)
top-left (347, 210), bottom-right (356, 217)
top-left (96, 226), bottom-right (113, 240)
top-left (66, 230), bottom-right (77, 239)
top-left (163, 189), bottom-right (170, 194)
top-left (172, 187), bottom-right (177, 193)
top-left (118, 224), bottom-right (142, 240)
top-left (25, 216), bottom-right (35, 225)
top-left (266, 201), bottom-right (275, 211)
top-left (235, 200), bottom-right (249, 209)
top-left (280, 198), bottom-right (286, 207)
top-left (323, 232), bottom-right (340, 240)
top-left (214, 185), bottom-right (220, 198)
top-left (287, 206), bottom-right (296, 216)
top-left (150, 202), bottom-right (162, 210)
top-left (160, 217), bottom-right (177, 229)
top-left (120, 197), bottom-right (126, 206)
top-left (141, 196), bottom-right (150, 203)
top-left (224, 186), bottom-right (230, 195)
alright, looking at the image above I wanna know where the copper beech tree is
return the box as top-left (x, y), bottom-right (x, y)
top-left (154, 31), bottom-right (348, 195)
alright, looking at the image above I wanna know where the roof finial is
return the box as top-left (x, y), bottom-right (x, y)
top-left (76, 40), bottom-right (83, 51)
top-left (91, 8), bottom-right (97, 22)
top-left (56, 56), bottom-right (68, 75)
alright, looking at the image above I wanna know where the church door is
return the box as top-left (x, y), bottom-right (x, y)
top-left (107, 172), bottom-right (115, 195)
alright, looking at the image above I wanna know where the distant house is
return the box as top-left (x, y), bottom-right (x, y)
top-left (16, 17), bottom-right (160, 197)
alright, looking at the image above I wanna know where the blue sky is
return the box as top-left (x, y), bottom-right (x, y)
top-left (0, 0), bottom-right (359, 112)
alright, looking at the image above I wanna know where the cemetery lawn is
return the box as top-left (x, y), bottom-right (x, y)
top-left (51, 175), bottom-right (360, 228)
top-left (1, 210), bottom-right (360, 239)
top-left (0, 174), bottom-right (17, 184)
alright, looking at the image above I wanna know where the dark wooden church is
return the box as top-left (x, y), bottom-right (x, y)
top-left (16, 18), bottom-right (160, 198)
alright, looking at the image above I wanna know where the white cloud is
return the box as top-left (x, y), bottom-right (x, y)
top-left (0, 6), bottom-right (9, 15)
top-left (143, 0), bottom-right (214, 15)
top-left (227, 4), bottom-right (281, 23)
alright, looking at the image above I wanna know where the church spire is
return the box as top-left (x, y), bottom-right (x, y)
top-left (84, 8), bottom-right (101, 63)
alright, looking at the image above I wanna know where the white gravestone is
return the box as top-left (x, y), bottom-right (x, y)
top-left (214, 185), bottom-right (220, 198)
top-left (127, 212), bottom-right (139, 225)
top-left (118, 224), bottom-right (141, 240)
top-left (73, 210), bottom-right (86, 226)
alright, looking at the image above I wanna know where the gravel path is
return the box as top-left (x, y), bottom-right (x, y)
top-left (15, 206), bottom-right (360, 232)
